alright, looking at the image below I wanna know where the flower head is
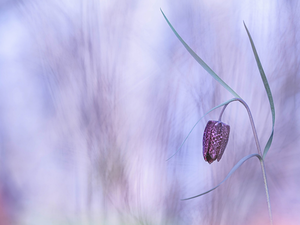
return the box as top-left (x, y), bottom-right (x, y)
top-left (203, 120), bottom-right (230, 164)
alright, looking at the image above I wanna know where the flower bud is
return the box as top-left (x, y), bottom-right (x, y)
top-left (203, 120), bottom-right (230, 164)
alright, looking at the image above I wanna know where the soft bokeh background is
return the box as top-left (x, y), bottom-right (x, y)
top-left (0, 0), bottom-right (299, 224)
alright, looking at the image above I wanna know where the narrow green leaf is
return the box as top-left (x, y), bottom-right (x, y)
top-left (243, 22), bottom-right (275, 159)
top-left (167, 98), bottom-right (237, 161)
top-left (182, 153), bottom-right (263, 200)
top-left (160, 9), bottom-right (241, 99)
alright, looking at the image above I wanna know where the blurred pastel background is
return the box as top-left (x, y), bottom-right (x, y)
top-left (0, 0), bottom-right (299, 224)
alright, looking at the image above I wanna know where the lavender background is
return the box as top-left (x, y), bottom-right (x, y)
top-left (0, 0), bottom-right (299, 224)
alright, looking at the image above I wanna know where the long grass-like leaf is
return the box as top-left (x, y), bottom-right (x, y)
top-left (182, 153), bottom-right (262, 200)
top-left (167, 98), bottom-right (237, 160)
top-left (243, 22), bottom-right (275, 159)
top-left (161, 9), bottom-right (241, 99)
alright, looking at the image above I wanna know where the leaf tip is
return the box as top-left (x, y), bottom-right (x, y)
top-left (160, 8), bottom-right (165, 16)
top-left (243, 21), bottom-right (248, 30)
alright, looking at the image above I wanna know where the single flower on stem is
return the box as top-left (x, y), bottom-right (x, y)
top-left (203, 120), bottom-right (230, 164)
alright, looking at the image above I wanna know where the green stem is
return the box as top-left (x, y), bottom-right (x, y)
top-left (260, 157), bottom-right (273, 225)
top-left (219, 98), bottom-right (272, 224)
top-left (218, 103), bottom-right (228, 121)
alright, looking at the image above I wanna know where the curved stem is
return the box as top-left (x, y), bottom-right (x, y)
top-left (220, 97), bottom-right (272, 224)
top-left (218, 103), bottom-right (228, 121)
top-left (220, 98), bottom-right (262, 156)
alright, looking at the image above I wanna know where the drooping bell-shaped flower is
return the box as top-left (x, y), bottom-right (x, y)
top-left (203, 120), bottom-right (230, 164)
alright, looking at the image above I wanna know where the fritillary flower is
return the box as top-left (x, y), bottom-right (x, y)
top-left (203, 120), bottom-right (230, 164)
